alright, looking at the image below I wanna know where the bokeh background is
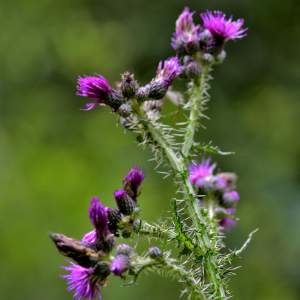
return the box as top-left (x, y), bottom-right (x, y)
top-left (1, 0), bottom-right (299, 299)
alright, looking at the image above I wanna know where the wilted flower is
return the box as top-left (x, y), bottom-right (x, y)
top-left (63, 263), bottom-right (102, 300)
top-left (200, 11), bottom-right (247, 41)
top-left (171, 7), bottom-right (201, 54)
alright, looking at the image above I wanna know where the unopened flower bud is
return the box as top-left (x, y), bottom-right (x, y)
top-left (107, 208), bottom-right (122, 235)
top-left (117, 103), bottom-right (132, 117)
top-left (136, 85), bottom-right (151, 102)
top-left (222, 190), bottom-right (240, 208)
top-left (121, 72), bottom-right (138, 98)
top-left (148, 246), bottom-right (163, 259)
top-left (148, 80), bottom-right (168, 99)
top-left (183, 59), bottom-right (201, 78)
top-left (114, 189), bottom-right (136, 215)
top-left (110, 254), bottom-right (130, 276)
top-left (116, 243), bottom-right (133, 256)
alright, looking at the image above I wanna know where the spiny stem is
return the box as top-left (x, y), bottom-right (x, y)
top-left (145, 121), bottom-right (227, 298)
top-left (131, 254), bottom-right (207, 300)
top-left (164, 259), bottom-right (208, 300)
top-left (134, 220), bottom-right (176, 240)
top-left (182, 66), bottom-right (211, 158)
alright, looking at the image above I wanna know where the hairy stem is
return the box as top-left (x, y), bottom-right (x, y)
top-left (145, 121), bottom-right (227, 299)
top-left (182, 66), bottom-right (211, 158)
top-left (134, 220), bottom-right (176, 240)
top-left (131, 254), bottom-right (207, 300)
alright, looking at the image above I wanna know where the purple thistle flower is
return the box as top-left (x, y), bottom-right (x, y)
top-left (123, 166), bottom-right (145, 200)
top-left (110, 254), bottom-right (130, 276)
top-left (171, 7), bottom-right (201, 53)
top-left (156, 56), bottom-right (182, 87)
top-left (81, 230), bottom-right (97, 246)
top-left (63, 263), bottom-right (102, 300)
top-left (76, 75), bottom-right (112, 111)
top-left (89, 197), bottom-right (109, 238)
top-left (200, 11), bottom-right (247, 41)
top-left (189, 158), bottom-right (216, 189)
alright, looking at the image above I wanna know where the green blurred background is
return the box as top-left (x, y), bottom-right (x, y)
top-left (0, 0), bottom-right (299, 299)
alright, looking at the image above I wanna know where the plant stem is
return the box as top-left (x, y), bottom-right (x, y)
top-left (182, 66), bottom-right (211, 158)
top-left (146, 121), bottom-right (227, 298)
top-left (134, 220), bottom-right (176, 240)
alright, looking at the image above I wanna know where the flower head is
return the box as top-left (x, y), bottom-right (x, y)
top-left (123, 166), bottom-right (145, 200)
top-left (63, 263), bottom-right (102, 300)
top-left (76, 75), bottom-right (112, 110)
top-left (107, 208), bottom-right (121, 235)
top-left (110, 254), bottom-right (130, 276)
top-left (171, 7), bottom-right (201, 53)
top-left (89, 197), bottom-right (109, 238)
top-left (200, 11), bottom-right (247, 41)
top-left (189, 158), bottom-right (216, 188)
top-left (114, 189), bottom-right (136, 215)
top-left (156, 56), bottom-right (181, 87)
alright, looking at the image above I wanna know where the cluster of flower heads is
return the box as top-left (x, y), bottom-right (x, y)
top-left (189, 158), bottom-right (240, 231)
top-left (172, 8), bottom-right (247, 55)
top-left (76, 8), bottom-right (246, 114)
top-left (51, 167), bottom-right (146, 300)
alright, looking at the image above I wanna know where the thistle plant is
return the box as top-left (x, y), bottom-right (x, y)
top-left (50, 7), bottom-right (256, 300)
